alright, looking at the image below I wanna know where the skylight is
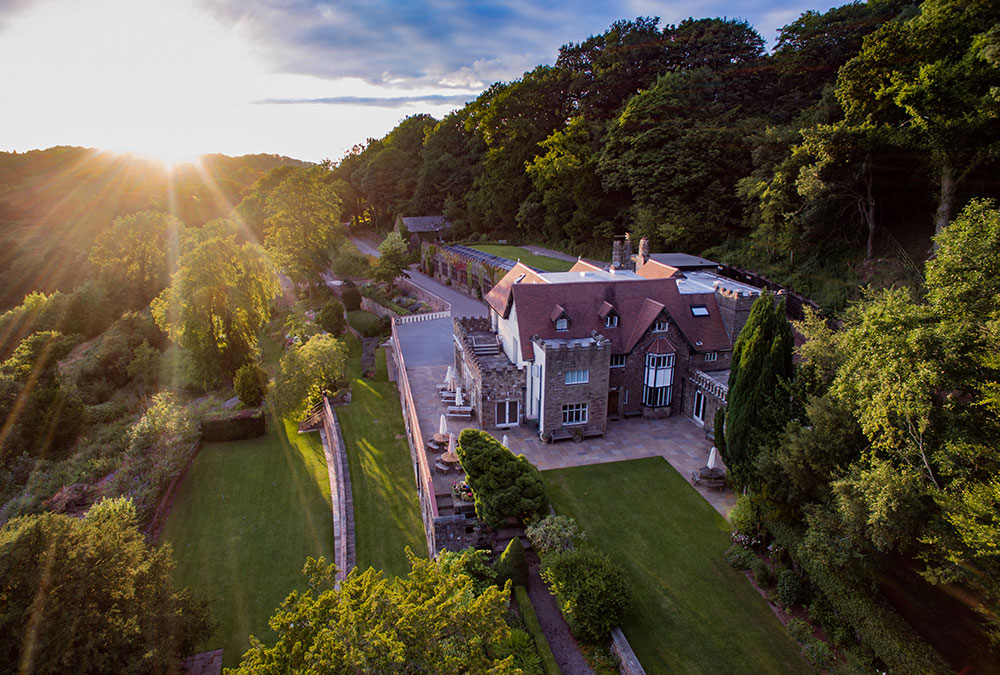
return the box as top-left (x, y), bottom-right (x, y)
top-left (690, 305), bottom-right (709, 317)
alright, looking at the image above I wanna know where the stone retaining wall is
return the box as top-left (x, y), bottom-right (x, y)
top-left (321, 396), bottom-right (356, 584)
top-left (611, 627), bottom-right (647, 675)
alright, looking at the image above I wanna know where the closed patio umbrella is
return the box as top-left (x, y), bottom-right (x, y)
top-left (707, 447), bottom-right (719, 470)
top-left (455, 385), bottom-right (463, 407)
top-left (439, 414), bottom-right (448, 436)
top-left (501, 434), bottom-right (509, 448)
top-left (443, 366), bottom-right (453, 386)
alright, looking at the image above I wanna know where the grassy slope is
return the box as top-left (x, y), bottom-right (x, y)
top-left (336, 335), bottom-right (424, 576)
top-left (543, 457), bottom-right (808, 674)
top-left (468, 244), bottom-right (573, 272)
top-left (161, 416), bottom-right (334, 667)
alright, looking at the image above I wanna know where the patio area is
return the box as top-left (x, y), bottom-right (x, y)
top-left (397, 317), bottom-right (735, 516)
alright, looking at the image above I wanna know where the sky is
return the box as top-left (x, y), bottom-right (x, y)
top-left (0, 0), bottom-right (828, 164)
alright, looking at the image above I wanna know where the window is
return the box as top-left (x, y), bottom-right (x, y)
top-left (604, 314), bottom-right (618, 328)
top-left (705, 352), bottom-right (718, 362)
top-left (565, 369), bottom-right (589, 385)
top-left (496, 400), bottom-right (519, 427)
top-left (623, 388), bottom-right (629, 404)
top-left (555, 317), bottom-right (568, 331)
top-left (642, 352), bottom-right (674, 408)
top-left (693, 390), bottom-right (706, 423)
top-left (653, 320), bottom-right (668, 332)
top-left (690, 305), bottom-right (709, 317)
top-left (610, 354), bottom-right (626, 368)
top-left (562, 402), bottom-right (588, 425)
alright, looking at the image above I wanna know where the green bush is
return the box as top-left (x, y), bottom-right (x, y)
top-left (513, 586), bottom-right (560, 675)
top-left (786, 617), bottom-right (813, 644)
top-left (341, 282), bottom-right (362, 311)
top-left (456, 429), bottom-right (548, 527)
top-left (541, 547), bottom-right (631, 643)
top-left (723, 544), bottom-right (755, 570)
top-left (751, 558), bottom-right (776, 589)
top-left (234, 363), bottom-right (268, 407)
top-left (347, 310), bottom-right (388, 338)
top-left (495, 537), bottom-right (528, 588)
top-left (526, 515), bottom-right (584, 557)
top-left (200, 409), bottom-right (266, 442)
top-left (317, 298), bottom-right (346, 335)
top-left (803, 640), bottom-right (834, 670)
top-left (497, 629), bottom-right (542, 674)
top-left (808, 596), bottom-right (853, 646)
top-left (776, 568), bottom-right (803, 607)
top-left (730, 492), bottom-right (766, 537)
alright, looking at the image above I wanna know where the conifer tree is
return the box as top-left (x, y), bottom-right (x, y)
top-left (724, 292), bottom-right (794, 488)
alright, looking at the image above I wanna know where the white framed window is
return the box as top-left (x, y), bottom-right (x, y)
top-left (623, 388), bottom-right (629, 404)
top-left (565, 369), bottom-right (589, 385)
top-left (705, 352), bottom-right (718, 362)
top-left (555, 317), bottom-right (568, 331)
top-left (643, 352), bottom-right (674, 408)
top-left (693, 390), bottom-right (706, 423)
top-left (496, 400), bottom-right (519, 427)
top-left (604, 314), bottom-right (618, 328)
top-left (653, 320), bottom-right (668, 332)
top-left (690, 305), bottom-right (709, 317)
top-left (562, 402), bottom-right (588, 425)
top-left (610, 354), bottom-right (626, 368)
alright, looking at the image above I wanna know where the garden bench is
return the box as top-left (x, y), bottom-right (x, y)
top-left (434, 461), bottom-right (451, 475)
top-left (446, 406), bottom-right (473, 420)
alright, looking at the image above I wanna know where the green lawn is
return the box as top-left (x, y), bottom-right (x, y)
top-left (468, 244), bottom-right (573, 272)
top-left (161, 416), bottom-right (334, 668)
top-left (543, 457), bottom-right (808, 674)
top-left (336, 335), bottom-right (425, 576)
top-left (347, 309), bottom-right (382, 336)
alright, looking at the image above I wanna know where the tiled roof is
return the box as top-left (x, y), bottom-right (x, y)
top-left (570, 259), bottom-right (603, 272)
top-left (400, 215), bottom-right (452, 232)
top-left (490, 265), bottom-right (732, 361)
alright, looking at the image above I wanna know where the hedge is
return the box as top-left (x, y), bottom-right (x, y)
top-left (767, 521), bottom-right (948, 672)
top-left (200, 408), bottom-right (266, 442)
top-left (495, 536), bottom-right (528, 588)
top-left (513, 585), bottom-right (560, 675)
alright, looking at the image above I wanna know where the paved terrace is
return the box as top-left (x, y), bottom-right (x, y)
top-left (396, 318), bottom-right (736, 517)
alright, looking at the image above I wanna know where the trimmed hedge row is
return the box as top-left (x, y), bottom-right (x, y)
top-left (767, 521), bottom-right (948, 672)
top-left (200, 408), bottom-right (266, 442)
top-left (513, 585), bottom-right (560, 675)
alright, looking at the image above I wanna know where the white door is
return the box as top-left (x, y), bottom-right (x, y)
top-left (693, 390), bottom-right (706, 425)
top-left (496, 400), bottom-right (519, 427)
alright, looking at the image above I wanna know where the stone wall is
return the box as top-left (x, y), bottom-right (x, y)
top-left (611, 628), bottom-right (647, 675)
top-left (454, 317), bottom-right (523, 429)
top-left (537, 335), bottom-right (611, 435)
top-left (715, 286), bottom-right (756, 343)
top-left (360, 296), bottom-right (399, 320)
top-left (397, 276), bottom-right (450, 312)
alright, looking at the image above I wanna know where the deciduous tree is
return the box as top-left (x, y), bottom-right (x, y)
top-left (270, 333), bottom-right (347, 421)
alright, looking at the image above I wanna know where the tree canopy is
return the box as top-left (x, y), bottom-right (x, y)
top-left (270, 333), bottom-right (348, 421)
top-left (0, 497), bottom-right (210, 673)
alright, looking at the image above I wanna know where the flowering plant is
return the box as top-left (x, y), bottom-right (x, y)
top-left (451, 480), bottom-right (474, 502)
top-left (732, 530), bottom-right (761, 549)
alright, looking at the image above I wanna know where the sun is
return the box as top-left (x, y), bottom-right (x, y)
top-left (0, 0), bottom-right (265, 160)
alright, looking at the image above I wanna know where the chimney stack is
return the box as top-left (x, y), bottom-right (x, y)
top-left (611, 240), bottom-right (622, 269)
top-left (623, 233), bottom-right (633, 269)
top-left (639, 237), bottom-right (650, 263)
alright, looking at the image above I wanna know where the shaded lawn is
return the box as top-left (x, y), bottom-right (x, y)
top-left (347, 309), bottom-right (382, 336)
top-left (544, 457), bottom-right (808, 674)
top-left (336, 334), bottom-right (424, 576)
top-left (161, 415), bottom-right (333, 668)
top-left (468, 244), bottom-right (573, 272)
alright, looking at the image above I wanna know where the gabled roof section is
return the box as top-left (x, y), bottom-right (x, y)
top-left (598, 301), bottom-right (616, 319)
top-left (400, 215), bottom-right (452, 232)
top-left (636, 259), bottom-right (682, 280)
top-left (485, 262), bottom-right (545, 318)
top-left (625, 299), bottom-right (665, 353)
top-left (506, 275), bottom-right (731, 361)
top-left (647, 337), bottom-right (677, 354)
top-left (550, 305), bottom-right (568, 322)
top-left (570, 259), bottom-right (603, 273)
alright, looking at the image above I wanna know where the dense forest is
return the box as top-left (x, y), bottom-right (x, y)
top-left (329, 0), bottom-right (999, 312)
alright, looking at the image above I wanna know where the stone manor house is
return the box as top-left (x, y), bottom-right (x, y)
top-left (452, 239), bottom-right (762, 441)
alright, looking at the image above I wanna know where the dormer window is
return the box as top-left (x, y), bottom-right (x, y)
top-left (598, 301), bottom-right (618, 328)
top-left (653, 319), bottom-right (668, 332)
top-left (550, 304), bottom-right (570, 331)
top-left (604, 314), bottom-right (618, 328)
top-left (555, 318), bottom-right (568, 331)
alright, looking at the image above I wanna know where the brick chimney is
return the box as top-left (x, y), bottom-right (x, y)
top-left (639, 237), bottom-right (650, 263)
top-left (611, 240), bottom-right (622, 269)
top-left (623, 233), bottom-right (633, 270)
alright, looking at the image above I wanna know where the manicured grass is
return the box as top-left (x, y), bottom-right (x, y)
top-left (468, 244), bottom-right (573, 272)
top-left (543, 457), bottom-right (808, 674)
top-left (336, 335), bottom-right (425, 576)
top-left (347, 309), bottom-right (382, 336)
top-left (161, 415), bottom-right (334, 668)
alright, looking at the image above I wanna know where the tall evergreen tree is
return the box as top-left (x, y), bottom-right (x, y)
top-left (724, 292), bottom-right (794, 488)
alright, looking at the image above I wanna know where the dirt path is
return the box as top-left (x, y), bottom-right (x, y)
top-left (525, 552), bottom-right (594, 674)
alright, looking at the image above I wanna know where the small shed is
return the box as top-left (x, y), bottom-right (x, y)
top-left (396, 215), bottom-right (453, 247)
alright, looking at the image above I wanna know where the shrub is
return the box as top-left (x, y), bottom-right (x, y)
top-left (456, 429), bottom-right (548, 527)
top-left (526, 515), bottom-right (584, 557)
top-left (341, 282), bottom-right (362, 311)
top-left (723, 544), bottom-right (755, 570)
top-left (751, 557), bottom-right (776, 589)
top-left (317, 298), bottom-right (346, 335)
top-left (730, 492), bottom-right (766, 537)
top-left (803, 640), bottom-right (834, 670)
top-left (234, 363), bottom-right (268, 407)
top-left (541, 547), bottom-right (631, 643)
top-left (347, 310), bottom-right (388, 338)
top-left (776, 568), bottom-right (803, 607)
top-left (497, 629), bottom-right (542, 674)
top-left (495, 537), bottom-right (528, 588)
top-left (201, 409), bottom-right (266, 442)
top-left (786, 617), bottom-right (813, 644)
top-left (437, 547), bottom-right (496, 597)
top-left (513, 586), bottom-right (560, 675)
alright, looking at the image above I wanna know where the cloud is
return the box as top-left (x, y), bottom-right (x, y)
top-left (257, 93), bottom-right (477, 108)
